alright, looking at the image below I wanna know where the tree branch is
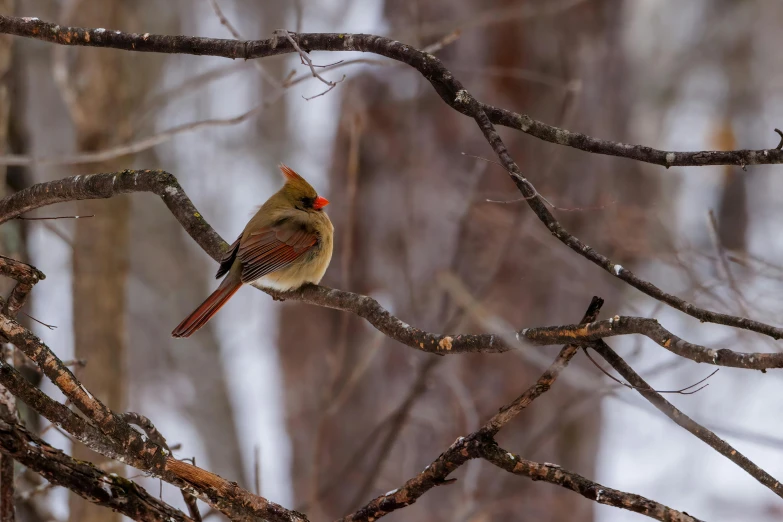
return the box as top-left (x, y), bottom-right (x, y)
top-left (119, 412), bottom-right (202, 522)
top-left (589, 340), bottom-right (783, 500)
top-left (520, 316), bottom-right (783, 370)
top-left (0, 313), bottom-right (307, 522)
top-left (0, 15), bottom-right (780, 169)
top-left (0, 170), bottom-right (226, 260)
top-left (0, 255), bottom-right (45, 521)
top-left (0, 418), bottom-right (192, 522)
top-left (340, 298), bottom-right (698, 522)
top-left (477, 442), bottom-right (702, 522)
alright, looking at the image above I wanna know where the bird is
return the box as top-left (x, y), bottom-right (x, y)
top-left (172, 164), bottom-right (334, 338)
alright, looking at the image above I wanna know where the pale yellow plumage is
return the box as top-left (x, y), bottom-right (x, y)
top-left (172, 164), bottom-right (333, 338)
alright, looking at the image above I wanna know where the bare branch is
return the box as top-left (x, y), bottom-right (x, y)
top-left (0, 314), bottom-right (307, 522)
top-left (477, 443), bottom-right (702, 522)
top-left (119, 412), bottom-right (202, 522)
top-left (0, 257), bottom-right (46, 522)
top-left (590, 339), bottom-right (783, 500)
top-left (455, 89), bottom-right (783, 340)
top-left (0, 15), bottom-right (780, 169)
top-left (520, 316), bottom-right (783, 370)
top-left (0, 256), bottom-right (44, 286)
top-left (481, 296), bottom-right (603, 435)
top-left (341, 298), bottom-right (697, 522)
top-left (0, 418), bottom-right (192, 522)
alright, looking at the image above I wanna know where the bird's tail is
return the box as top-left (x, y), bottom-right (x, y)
top-left (172, 276), bottom-right (242, 338)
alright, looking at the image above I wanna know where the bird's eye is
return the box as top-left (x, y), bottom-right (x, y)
top-left (300, 197), bottom-right (314, 208)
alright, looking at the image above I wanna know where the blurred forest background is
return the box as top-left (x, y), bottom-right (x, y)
top-left (2, 0), bottom-right (783, 521)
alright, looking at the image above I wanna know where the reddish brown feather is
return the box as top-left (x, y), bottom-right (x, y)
top-left (171, 277), bottom-right (241, 338)
top-left (237, 225), bottom-right (317, 284)
top-left (278, 163), bottom-right (304, 182)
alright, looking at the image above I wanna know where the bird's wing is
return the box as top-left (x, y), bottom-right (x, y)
top-left (215, 235), bottom-right (241, 279)
top-left (237, 222), bottom-right (318, 283)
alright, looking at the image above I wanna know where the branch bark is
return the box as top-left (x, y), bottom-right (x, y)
top-left (0, 418), bottom-right (191, 522)
top-left (0, 312), bottom-right (307, 522)
top-left (477, 442), bottom-right (701, 522)
top-left (0, 255), bottom-right (43, 522)
top-left (0, 15), bottom-right (780, 170)
top-left (521, 316), bottom-right (783, 370)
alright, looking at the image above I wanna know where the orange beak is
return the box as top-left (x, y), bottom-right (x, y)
top-left (313, 196), bottom-right (329, 210)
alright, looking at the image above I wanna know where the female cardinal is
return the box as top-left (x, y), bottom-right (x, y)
top-left (172, 164), bottom-right (333, 338)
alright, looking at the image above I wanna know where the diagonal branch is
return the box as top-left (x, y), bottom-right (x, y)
top-left (589, 340), bottom-right (783, 500)
top-left (477, 442), bottom-right (701, 522)
top-left (453, 88), bottom-right (783, 338)
top-left (0, 313), bottom-right (307, 522)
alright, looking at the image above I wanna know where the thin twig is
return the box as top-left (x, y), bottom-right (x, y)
top-left (581, 347), bottom-right (717, 395)
top-left (16, 214), bottom-right (93, 220)
top-left (16, 311), bottom-right (55, 330)
top-left (274, 30), bottom-right (346, 100)
top-left (208, 0), bottom-right (283, 90)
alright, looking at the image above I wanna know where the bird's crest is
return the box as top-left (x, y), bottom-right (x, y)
top-left (279, 163), bottom-right (305, 183)
top-left (277, 163), bottom-right (319, 201)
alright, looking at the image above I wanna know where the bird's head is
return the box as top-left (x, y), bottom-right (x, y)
top-left (278, 164), bottom-right (329, 212)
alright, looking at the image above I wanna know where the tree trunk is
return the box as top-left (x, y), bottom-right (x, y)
top-left (67, 2), bottom-right (142, 521)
